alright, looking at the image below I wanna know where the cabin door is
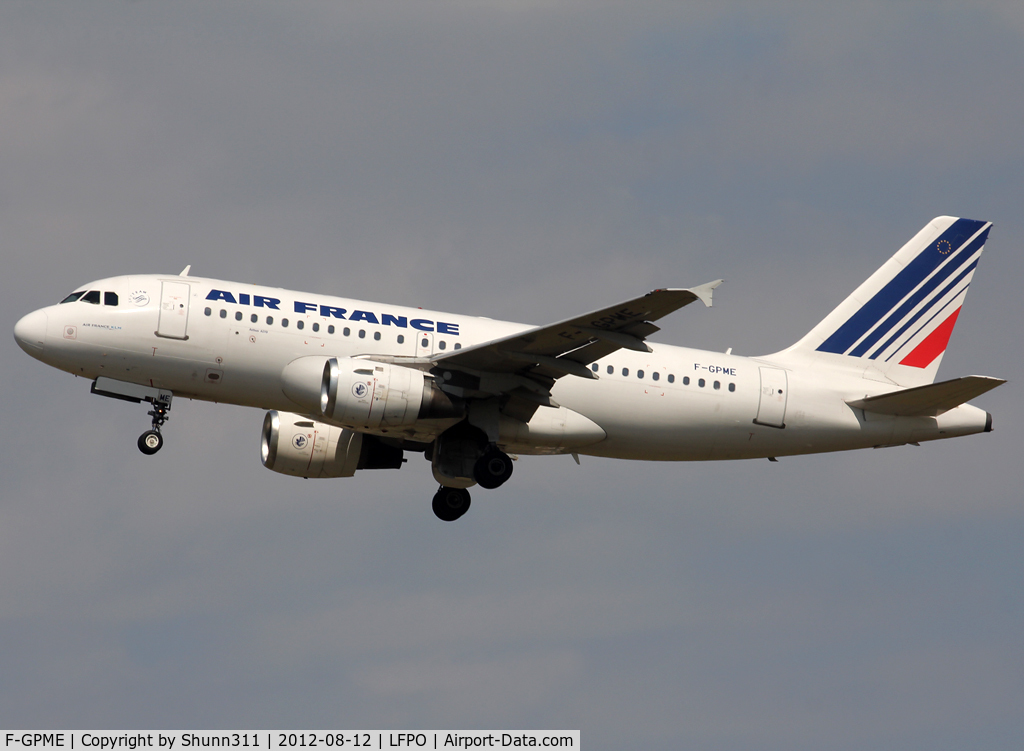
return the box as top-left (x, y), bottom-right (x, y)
top-left (754, 367), bottom-right (788, 428)
top-left (157, 281), bottom-right (191, 339)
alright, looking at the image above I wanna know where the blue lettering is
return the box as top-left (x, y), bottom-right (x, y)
top-left (206, 289), bottom-right (237, 303)
top-left (320, 305), bottom-right (347, 319)
top-left (204, 293), bottom-right (460, 337)
top-left (410, 318), bottom-right (434, 332)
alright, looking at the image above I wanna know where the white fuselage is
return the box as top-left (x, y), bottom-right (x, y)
top-left (17, 273), bottom-right (991, 462)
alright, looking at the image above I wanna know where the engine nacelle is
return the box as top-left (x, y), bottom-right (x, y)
top-left (261, 410), bottom-right (403, 478)
top-left (282, 356), bottom-right (463, 430)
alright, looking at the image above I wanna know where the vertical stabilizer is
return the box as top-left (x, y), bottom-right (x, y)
top-left (773, 217), bottom-right (992, 387)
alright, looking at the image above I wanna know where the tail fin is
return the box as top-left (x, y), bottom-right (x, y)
top-left (775, 217), bottom-right (993, 387)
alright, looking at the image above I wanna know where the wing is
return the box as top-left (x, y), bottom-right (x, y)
top-left (368, 280), bottom-right (722, 406)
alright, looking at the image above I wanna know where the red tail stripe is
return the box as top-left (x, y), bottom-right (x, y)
top-left (899, 307), bottom-right (962, 369)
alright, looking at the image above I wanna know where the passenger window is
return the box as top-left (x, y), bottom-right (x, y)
top-left (358, 329), bottom-right (365, 339)
top-left (282, 319), bottom-right (289, 328)
top-left (219, 309), bottom-right (227, 318)
top-left (328, 325), bottom-right (335, 334)
top-left (698, 378), bottom-right (706, 388)
top-left (235, 311), bottom-right (242, 321)
top-left (591, 363), bottom-right (598, 372)
top-left (296, 320), bottom-right (304, 330)
top-left (344, 327), bottom-right (351, 336)
top-left (104, 292), bottom-right (119, 306)
top-left (652, 372), bottom-right (659, 381)
top-left (637, 370), bottom-right (644, 379)
top-left (266, 316), bottom-right (274, 325)
top-left (204, 307), bottom-right (212, 316)
top-left (714, 380), bottom-right (721, 390)
top-left (81, 290), bottom-right (101, 305)
top-left (622, 368), bottom-right (629, 377)
top-left (312, 322), bottom-right (319, 332)
top-left (397, 334), bottom-right (405, 344)
top-left (60, 291), bottom-right (85, 304)
top-left (421, 338), bottom-right (429, 348)
top-left (607, 365), bottom-right (614, 375)
top-left (374, 331), bottom-right (381, 341)
top-left (667, 374), bottom-right (675, 383)
top-left (438, 340), bottom-right (446, 350)
top-left (453, 343), bottom-right (461, 350)
top-left (728, 383), bottom-right (736, 392)
top-left (683, 376), bottom-right (690, 385)
top-left (251, 314), bottom-right (258, 323)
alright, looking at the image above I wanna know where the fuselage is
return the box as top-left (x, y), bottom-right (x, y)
top-left (14, 273), bottom-right (991, 463)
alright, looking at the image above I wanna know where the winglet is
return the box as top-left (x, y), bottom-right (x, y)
top-left (179, 265), bottom-right (192, 277)
top-left (685, 279), bottom-right (724, 308)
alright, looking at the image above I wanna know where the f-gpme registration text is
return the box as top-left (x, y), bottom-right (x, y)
top-left (2, 732), bottom-right (579, 750)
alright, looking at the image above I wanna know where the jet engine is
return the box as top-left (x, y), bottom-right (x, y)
top-left (261, 410), bottom-right (403, 478)
top-left (281, 356), bottom-right (463, 430)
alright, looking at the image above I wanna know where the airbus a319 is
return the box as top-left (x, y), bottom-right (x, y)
top-left (14, 216), bottom-right (1004, 520)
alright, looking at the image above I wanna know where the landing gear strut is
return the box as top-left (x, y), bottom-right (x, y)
top-left (432, 486), bottom-right (471, 522)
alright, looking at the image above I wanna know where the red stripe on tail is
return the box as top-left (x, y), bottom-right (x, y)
top-left (899, 307), bottom-right (962, 369)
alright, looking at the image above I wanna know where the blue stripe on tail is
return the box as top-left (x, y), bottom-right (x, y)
top-left (849, 232), bottom-right (987, 357)
top-left (872, 258), bottom-right (978, 361)
top-left (816, 219), bottom-right (987, 355)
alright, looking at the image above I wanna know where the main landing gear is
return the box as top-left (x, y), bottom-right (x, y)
top-left (430, 444), bottom-right (514, 521)
top-left (473, 447), bottom-right (514, 489)
top-left (432, 486), bottom-right (471, 522)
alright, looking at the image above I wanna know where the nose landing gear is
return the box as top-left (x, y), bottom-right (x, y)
top-left (89, 377), bottom-right (173, 456)
top-left (136, 395), bottom-right (172, 454)
top-left (138, 430), bottom-right (163, 454)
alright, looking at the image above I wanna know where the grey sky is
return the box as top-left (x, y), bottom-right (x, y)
top-left (2, 2), bottom-right (1022, 749)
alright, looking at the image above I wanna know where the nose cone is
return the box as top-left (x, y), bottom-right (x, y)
top-left (14, 308), bottom-right (48, 356)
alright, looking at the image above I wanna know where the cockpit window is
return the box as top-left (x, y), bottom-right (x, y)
top-left (104, 292), bottom-right (119, 306)
top-left (81, 290), bottom-right (101, 305)
top-left (60, 291), bottom-right (86, 304)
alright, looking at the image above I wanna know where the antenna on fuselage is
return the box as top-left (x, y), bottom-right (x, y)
top-left (179, 265), bottom-right (191, 277)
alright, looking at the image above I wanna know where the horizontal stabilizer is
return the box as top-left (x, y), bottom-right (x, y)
top-left (847, 375), bottom-right (1005, 416)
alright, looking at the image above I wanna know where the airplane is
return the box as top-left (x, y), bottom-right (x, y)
top-left (14, 216), bottom-right (1005, 521)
